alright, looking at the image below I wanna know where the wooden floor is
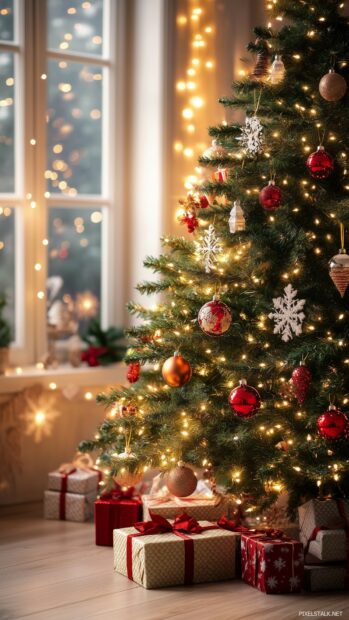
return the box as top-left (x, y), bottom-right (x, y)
top-left (1, 503), bottom-right (349, 620)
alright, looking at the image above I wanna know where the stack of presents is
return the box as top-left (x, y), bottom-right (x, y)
top-left (44, 462), bottom-right (349, 593)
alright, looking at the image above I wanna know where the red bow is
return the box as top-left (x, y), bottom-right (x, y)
top-left (217, 515), bottom-right (250, 533)
top-left (81, 346), bottom-right (108, 367)
top-left (134, 512), bottom-right (204, 536)
top-left (101, 484), bottom-right (136, 501)
top-left (127, 513), bottom-right (215, 584)
top-left (246, 528), bottom-right (288, 541)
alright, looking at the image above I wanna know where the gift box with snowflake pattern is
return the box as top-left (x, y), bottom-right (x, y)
top-left (241, 531), bottom-right (304, 594)
top-left (113, 520), bottom-right (239, 589)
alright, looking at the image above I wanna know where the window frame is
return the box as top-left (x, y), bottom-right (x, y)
top-left (0, 0), bottom-right (125, 367)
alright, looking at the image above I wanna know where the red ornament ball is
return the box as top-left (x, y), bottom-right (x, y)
top-left (228, 379), bottom-right (261, 418)
top-left (259, 180), bottom-right (282, 211)
top-left (306, 146), bottom-right (334, 180)
top-left (127, 361), bottom-right (140, 383)
top-left (198, 296), bottom-right (232, 336)
top-left (291, 362), bottom-right (312, 405)
top-left (317, 406), bottom-right (349, 440)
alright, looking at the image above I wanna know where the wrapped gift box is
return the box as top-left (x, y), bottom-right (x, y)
top-left (142, 493), bottom-right (232, 522)
top-left (44, 489), bottom-right (95, 522)
top-left (95, 495), bottom-right (143, 546)
top-left (113, 514), bottom-right (239, 589)
top-left (307, 529), bottom-right (346, 562)
top-left (48, 467), bottom-right (99, 495)
top-left (304, 564), bottom-right (348, 592)
top-left (298, 498), bottom-right (349, 549)
top-left (241, 531), bottom-right (304, 594)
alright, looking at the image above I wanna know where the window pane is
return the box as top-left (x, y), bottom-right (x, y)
top-left (47, 0), bottom-right (104, 56)
top-left (47, 59), bottom-right (103, 195)
top-left (0, 52), bottom-right (15, 192)
top-left (47, 207), bottom-right (102, 334)
top-left (0, 1), bottom-right (14, 41)
top-left (0, 207), bottom-right (15, 338)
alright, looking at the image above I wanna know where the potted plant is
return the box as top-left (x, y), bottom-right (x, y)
top-left (81, 319), bottom-right (126, 367)
top-left (0, 296), bottom-right (11, 374)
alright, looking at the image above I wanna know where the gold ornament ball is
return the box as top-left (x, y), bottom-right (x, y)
top-left (166, 462), bottom-right (197, 497)
top-left (319, 69), bottom-right (347, 102)
top-left (114, 469), bottom-right (143, 487)
top-left (162, 352), bottom-right (192, 387)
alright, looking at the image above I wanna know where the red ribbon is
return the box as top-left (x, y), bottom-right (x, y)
top-left (59, 468), bottom-right (76, 493)
top-left (126, 512), bottom-right (217, 585)
top-left (59, 492), bottom-right (66, 520)
top-left (58, 469), bottom-right (76, 519)
top-left (304, 526), bottom-right (329, 556)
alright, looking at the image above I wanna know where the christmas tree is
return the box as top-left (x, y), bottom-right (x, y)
top-left (80, 0), bottom-right (349, 516)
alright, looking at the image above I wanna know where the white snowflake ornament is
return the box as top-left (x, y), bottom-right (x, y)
top-left (195, 224), bottom-right (223, 273)
top-left (237, 115), bottom-right (264, 157)
top-left (269, 284), bottom-right (306, 342)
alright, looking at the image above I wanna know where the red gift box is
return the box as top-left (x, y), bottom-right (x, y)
top-left (241, 530), bottom-right (304, 594)
top-left (95, 486), bottom-right (143, 546)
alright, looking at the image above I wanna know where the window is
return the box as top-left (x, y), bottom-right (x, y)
top-left (0, 0), bottom-right (120, 366)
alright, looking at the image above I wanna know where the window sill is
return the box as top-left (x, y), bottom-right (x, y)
top-left (0, 362), bottom-right (126, 394)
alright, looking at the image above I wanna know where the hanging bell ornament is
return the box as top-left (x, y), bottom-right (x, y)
top-left (306, 146), bottom-right (334, 180)
top-left (317, 405), bottom-right (349, 440)
top-left (162, 352), bottom-right (192, 387)
top-left (198, 295), bottom-right (232, 336)
top-left (329, 248), bottom-right (349, 297)
top-left (250, 37), bottom-right (269, 81)
top-left (229, 199), bottom-right (245, 233)
top-left (259, 180), bottom-right (282, 211)
top-left (291, 361), bottom-right (312, 405)
top-left (319, 68), bottom-right (347, 102)
top-left (270, 55), bottom-right (285, 85)
top-left (228, 379), bottom-right (261, 418)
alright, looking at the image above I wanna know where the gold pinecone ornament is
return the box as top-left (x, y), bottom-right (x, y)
top-left (250, 38), bottom-right (269, 81)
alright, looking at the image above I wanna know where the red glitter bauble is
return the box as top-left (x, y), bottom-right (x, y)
top-left (127, 361), bottom-right (140, 383)
top-left (317, 406), bottom-right (349, 440)
top-left (306, 146), bottom-right (334, 180)
top-left (259, 180), bottom-right (282, 211)
top-left (199, 195), bottom-right (209, 209)
top-left (198, 296), bottom-right (232, 336)
top-left (228, 379), bottom-right (261, 418)
top-left (291, 362), bottom-right (312, 405)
